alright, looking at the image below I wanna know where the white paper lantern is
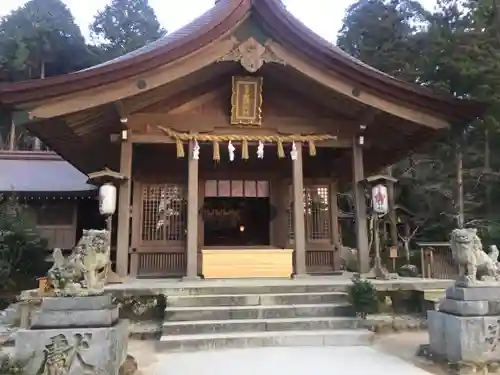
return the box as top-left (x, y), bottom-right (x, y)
top-left (371, 184), bottom-right (388, 215)
top-left (99, 183), bottom-right (117, 216)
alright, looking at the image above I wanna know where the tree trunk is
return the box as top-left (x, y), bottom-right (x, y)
top-left (404, 221), bottom-right (411, 264)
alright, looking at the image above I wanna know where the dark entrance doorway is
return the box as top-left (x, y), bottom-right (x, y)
top-left (203, 197), bottom-right (270, 246)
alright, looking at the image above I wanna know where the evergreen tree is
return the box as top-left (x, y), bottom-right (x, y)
top-left (90, 0), bottom-right (166, 59)
top-left (338, 0), bottom-right (500, 244)
top-left (0, 196), bottom-right (48, 297)
top-left (337, 0), bottom-right (429, 81)
top-left (0, 0), bottom-right (97, 81)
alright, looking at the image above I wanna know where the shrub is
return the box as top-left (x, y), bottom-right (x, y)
top-left (347, 276), bottom-right (378, 319)
top-left (0, 196), bottom-right (49, 298)
top-left (0, 353), bottom-right (28, 375)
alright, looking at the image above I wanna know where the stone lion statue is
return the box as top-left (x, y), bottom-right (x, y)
top-left (450, 228), bottom-right (500, 285)
top-left (47, 229), bottom-right (111, 296)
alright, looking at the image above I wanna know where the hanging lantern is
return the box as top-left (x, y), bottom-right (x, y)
top-left (99, 183), bottom-right (117, 216)
top-left (371, 184), bottom-right (388, 215)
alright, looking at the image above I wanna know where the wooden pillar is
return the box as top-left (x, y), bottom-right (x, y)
top-left (185, 140), bottom-right (200, 279)
top-left (352, 141), bottom-right (370, 273)
top-left (116, 138), bottom-right (132, 277)
top-left (329, 181), bottom-right (342, 271)
top-left (198, 179), bottom-right (205, 249)
top-left (292, 142), bottom-right (307, 276)
top-left (129, 182), bottom-right (142, 277)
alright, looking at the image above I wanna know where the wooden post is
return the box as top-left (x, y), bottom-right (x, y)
top-left (116, 138), bottom-right (132, 277)
top-left (129, 181), bottom-right (142, 277)
top-left (8, 120), bottom-right (15, 150)
top-left (352, 140), bottom-right (370, 273)
top-left (329, 181), bottom-right (341, 271)
top-left (185, 140), bottom-right (200, 279)
top-left (198, 179), bottom-right (205, 253)
top-left (292, 142), bottom-right (307, 277)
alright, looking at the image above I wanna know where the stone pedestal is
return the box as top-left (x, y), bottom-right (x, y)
top-left (428, 285), bottom-right (500, 363)
top-left (14, 294), bottom-right (128, 375)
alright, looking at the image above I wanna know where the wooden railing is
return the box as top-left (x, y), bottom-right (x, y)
top-left (306, 250), bottom-right (335, 274)
top-left (419, 244), bottom-right (458, 279)
top-left (132, 251), bottom-right (187, 277)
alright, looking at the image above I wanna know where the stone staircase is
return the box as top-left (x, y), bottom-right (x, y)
top-left (159, 284), bottom-right (374, 351)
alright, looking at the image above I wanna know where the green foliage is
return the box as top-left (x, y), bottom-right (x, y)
top-left (90, 0), bottom-right (166, 59)
top-left (0, 0), bottom-right (98, 81)
top-left (347, 277), bottom-right (379, 319)
top-left (338, 0), bottom-right (429, 82)
top-left (0, 354), bottom-right (28, 375)
top-left (0, 196), bottom-right (48, 295)
top-left (338, 0), bottom-right (500, 247)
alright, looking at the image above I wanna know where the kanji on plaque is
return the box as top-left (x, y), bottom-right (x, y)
top-left (371, 184), bottom-right (388, 214)
top-left (231, 76), bottom-right (263, 126)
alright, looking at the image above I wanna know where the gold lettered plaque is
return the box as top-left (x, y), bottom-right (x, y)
top-left (231, 76), bottom-right (263, 126)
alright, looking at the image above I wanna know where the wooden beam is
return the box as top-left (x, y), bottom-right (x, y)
top-left (329, 181), bottom-right (342, 271)
top-left (128, 132), bottom-right (353, 148)
top-left (167, 89), bottom-right (226, 115)
top-left (114, 100), bottom-right (127, 119)
top-left (27, 37), bottom-right (239, 119)
top-left (124, 63), bottom-right (235, 113)
top-left (129, 134), bottom-right (176, 144)
top-left (268, 41), bottom-right (450, 129)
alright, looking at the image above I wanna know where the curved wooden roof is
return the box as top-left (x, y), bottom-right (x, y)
top-left (0, 0), bottom-right (486, 122)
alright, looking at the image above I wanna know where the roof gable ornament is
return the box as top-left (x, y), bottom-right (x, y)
top-left (218, 37), bottom-right (285, 73)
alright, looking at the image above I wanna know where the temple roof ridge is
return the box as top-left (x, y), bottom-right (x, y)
top-left (0, 0), bottom-right (486, 123)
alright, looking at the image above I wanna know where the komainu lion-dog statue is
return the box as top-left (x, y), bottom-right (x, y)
top-left (450, 228), bottom-right (500, 286)
top-left (47, 229), bottom-right (111, 296)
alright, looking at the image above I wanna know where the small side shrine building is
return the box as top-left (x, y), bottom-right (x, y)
top-left (0, 0), bottom-right (485, 279)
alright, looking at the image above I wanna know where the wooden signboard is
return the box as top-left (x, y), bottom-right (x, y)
top-left (231, 76), bottom-right (263, 126)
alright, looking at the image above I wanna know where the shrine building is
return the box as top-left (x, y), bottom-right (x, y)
top-left (0, 0), bottom-right (485, 279)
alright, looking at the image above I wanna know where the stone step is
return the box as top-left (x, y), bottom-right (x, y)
top-left (167, 292), bottom-right (348, 308)
top-left (165, 303), bottom-right (354, 321)
top-left (158, 329), bottom-right (374, 351)
top-left (162, 316), bottom-right (365, 335)
top-left (169, 284), bottom-right (344, 296)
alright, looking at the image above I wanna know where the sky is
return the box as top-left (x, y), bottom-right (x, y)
top-left (0, 0), bottom-right (438, 43)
